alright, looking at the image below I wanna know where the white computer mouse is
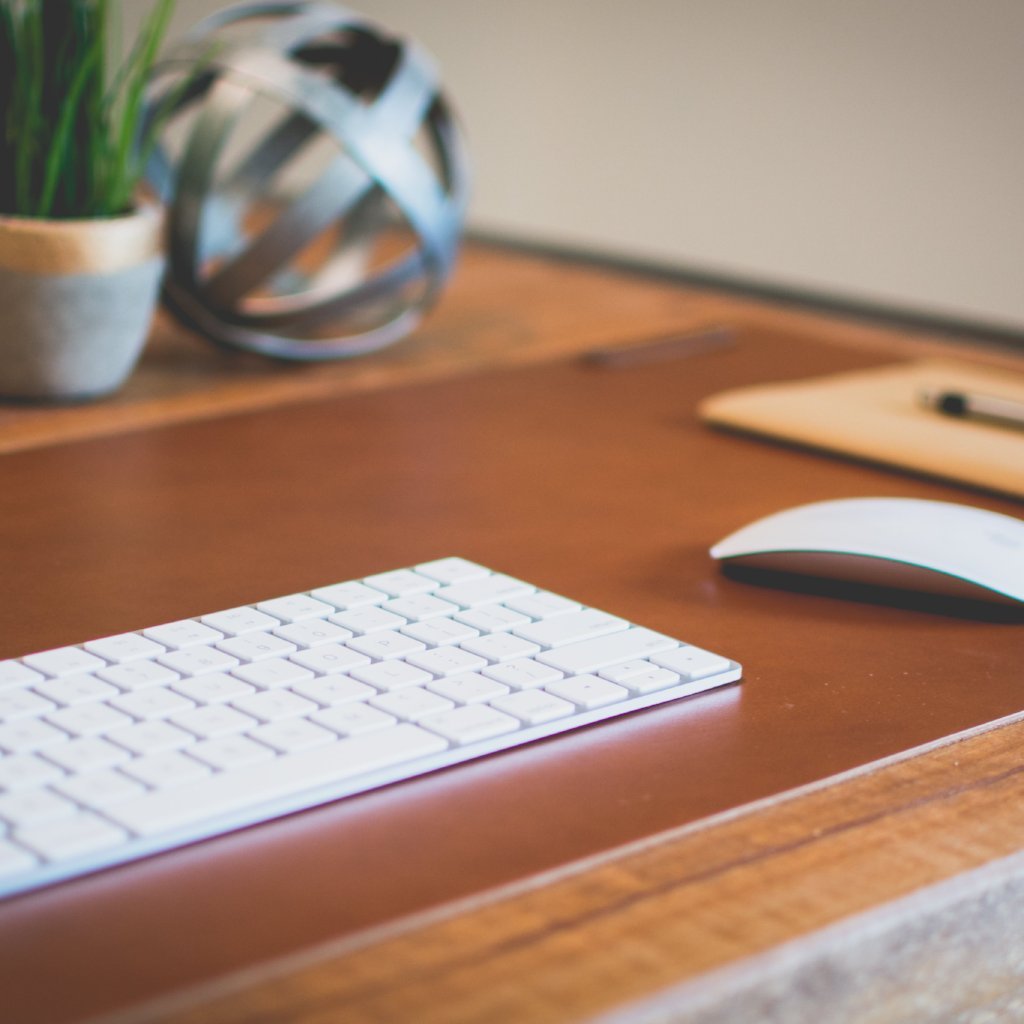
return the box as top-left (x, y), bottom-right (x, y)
top-left (710, 497), bottom-right (1024, 605)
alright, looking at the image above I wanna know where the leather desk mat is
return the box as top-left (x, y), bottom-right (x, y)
top-left (2, 327), bottom-right (1022, 1023)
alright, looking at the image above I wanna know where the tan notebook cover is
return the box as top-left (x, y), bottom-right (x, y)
top-left (699, 358), bottom-right (1024, 499)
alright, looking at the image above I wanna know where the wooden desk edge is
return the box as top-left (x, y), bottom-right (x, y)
top-left (4, 241), bottom-right (1023, 457)
top-left (108, 708), bottom-right (1024, 1024)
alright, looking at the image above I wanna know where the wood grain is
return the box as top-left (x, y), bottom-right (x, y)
top-left (1, 241), bottom-right (1019, 455)
top-left (122, 711), bottom-right (1024, 1024)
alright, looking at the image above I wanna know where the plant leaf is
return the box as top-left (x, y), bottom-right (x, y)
top-left (37, 35), bottom-right (103, 217)
top-left (1, 0), bottom-right (177, 218)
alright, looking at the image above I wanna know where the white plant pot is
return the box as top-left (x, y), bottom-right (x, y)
top-left (0, 206), bottom-right (165, 401)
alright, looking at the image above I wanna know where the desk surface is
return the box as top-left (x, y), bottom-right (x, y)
top-left (1, 244), bottom-right (1023, 1024)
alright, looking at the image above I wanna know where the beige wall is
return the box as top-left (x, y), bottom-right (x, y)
top-left (163, 0), bottom-right (1024, 330)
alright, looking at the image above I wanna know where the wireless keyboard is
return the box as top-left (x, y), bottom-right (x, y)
top-left (0, 559), bottom-right (741, 898)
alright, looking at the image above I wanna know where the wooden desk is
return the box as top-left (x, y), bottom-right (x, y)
top-left (1, 244), bottom-right (1023, 1023)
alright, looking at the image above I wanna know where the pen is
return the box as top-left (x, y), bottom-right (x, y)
top-left (584, 324), bottom-right (735, 368)
top-left (919, 388), bottom-right (1024, 432)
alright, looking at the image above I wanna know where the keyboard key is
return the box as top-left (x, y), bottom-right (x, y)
top-left (459, 633), bottom-right (541, 663)
top-left (0, 788), bottom-right (77, 828)
top-left (272, 619), bottom-right (353, 648)
top-left (292, 675), bottom-right (376, 707)
top-left (97, 660), bottom-right (179, 691)
top-left (651, 646), bottom-right (732, 681)
top-left (0, 719), bottom-right (69, 754)
top-left (350, 660), bottom-right (432, 692)
top-left (256, 594), bottom-right (335, 623)
top-left (232, 690), bottom-right (317, 724)
top-left (0, 754), bottom-right (65, 791)
top-left (616, 668), bottom-right (680, 695)
top-left (159, 646), bottom-right (239, 677)
top-left (309, 582), bottom-right (387, 610)
top-left (84, 633), bottom-right (166, 664)
top-left (490, 689), bottom-right (575, 726)
top-left (170, 672), bottom-right (254, 704)
top-left (419, 705), bottom-right (519, 745)
top-left (232, 658), bottom-right (314, 690)
top-left (369, 688), bottom-right (455, 723)
top-left (16, 812), bottom-right (128, 862)
top-left (33, 675), bottom-right (118, 708)
top-left (435, 574), bottom-right (532, 608)
top-left (597, 659), bottom-right (658, 683)
top-left (426, 672), bottom-right (509, 705)
top-left (330, 606), bottom-right (408, 635)
top-left (108, 720), bottom-right (196, 754)
top-left (382, 594), bottom-right (459, 622)
top-left (535, 627), bottom-right (678, 675)
top-left (415, 558), bottom-right (490, 584)
top-left (43, 737), bottom-right (129, 773)
top-left (503, 592), bottom-right (581, 619)
top-left (0, 662), bottom-right (44, 691)
top-left (108, 688), bottom-right (194, 721)
top-left (362, 570), bottom-right (436, 597)
top-left (513, 610), bottom-right (628, 648)
top-left (201, 607), bottom-right (281, 636)
top-left (46, 703), bottom-right (132, 738)
top-left (170, 705), bottom-right (255, 740)
top-left (545, 675), bottom-right (630, 710)
top-left (481, 658), bottom-right (564, 690)
top-left (216, 632), bottom-right (297, 663)
top-left (190, 735), bottom-right (276, 771)
top-left (406, 647), bottom-right (487, 678)
top-left (0, 690), bottom-right (56, 721)
top-left (312, 704), bottom-right (396, 737)
top-left (23, 647), bottom-right (106, 679)
top-left (144, 620), bottom-right (223, 650)
top-left (250, 719), bottom-right (336, 754)
top-left (107, 725), bottom-right (448, 836)
top-left (122, 752), bottom-right (211, 790)
top-left (401, 618), bottom-right (480, 647)
top-left (453, 604), bottom-right (529, 633)
top-left (289, 644), bottom-right (370, 675)
top-left (54, 770), bottom-right (147, 811)
top-left (346, 631), bottom-right (425, 661)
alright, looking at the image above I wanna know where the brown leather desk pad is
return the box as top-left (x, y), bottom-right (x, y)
top-left (2, 326), bottom-right (1022, 1022)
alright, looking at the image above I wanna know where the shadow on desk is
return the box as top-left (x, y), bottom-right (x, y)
top-left (720, 565), bottom-right (1024, 624)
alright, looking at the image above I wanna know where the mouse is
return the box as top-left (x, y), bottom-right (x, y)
top-left (709, 497), bottom-right (1024, 606)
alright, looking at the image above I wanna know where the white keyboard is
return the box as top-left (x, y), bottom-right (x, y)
top-left (0, 559), bottom-right (741, 898)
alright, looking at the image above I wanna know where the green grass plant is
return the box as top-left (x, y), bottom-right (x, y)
top-left (0, 0), bottom-right (174, 219)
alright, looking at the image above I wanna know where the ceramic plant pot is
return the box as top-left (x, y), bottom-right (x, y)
top-left (0, 205), bottom-right (165, 401)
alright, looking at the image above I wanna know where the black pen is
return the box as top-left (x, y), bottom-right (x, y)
top-left (919, 388), bottom-right (1024, 432)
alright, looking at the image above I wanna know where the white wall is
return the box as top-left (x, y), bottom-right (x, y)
top-left (164, 0), bottom-right (1024, 331)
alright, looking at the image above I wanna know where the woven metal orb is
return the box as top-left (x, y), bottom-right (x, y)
top-left (146, 2), bottom-right (470, 360)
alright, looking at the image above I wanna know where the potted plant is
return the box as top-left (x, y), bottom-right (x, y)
top-left (0, 0), bottom-right (175, 401)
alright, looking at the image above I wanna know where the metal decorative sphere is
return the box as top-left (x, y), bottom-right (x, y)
top-left (146, 2), bottom-right (470, 360)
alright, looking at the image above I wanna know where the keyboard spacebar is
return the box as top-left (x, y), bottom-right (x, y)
top-left (106, 725), bottom-right (448, 837)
